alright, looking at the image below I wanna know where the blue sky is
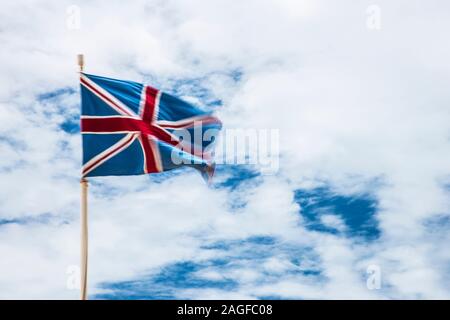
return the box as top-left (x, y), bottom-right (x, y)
top-left (1, 0), bottom-right (450, 299)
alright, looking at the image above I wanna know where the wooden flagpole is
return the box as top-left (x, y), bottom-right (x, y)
top-left (78, 54), bottom-right (89, 300)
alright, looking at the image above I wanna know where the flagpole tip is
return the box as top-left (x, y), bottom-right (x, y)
top-left (77, 54), bottom-right (84, 72)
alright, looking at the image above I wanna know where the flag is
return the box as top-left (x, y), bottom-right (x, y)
top-left (80, 73), bottom-right (222, 181)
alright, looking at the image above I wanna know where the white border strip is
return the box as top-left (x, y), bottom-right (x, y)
top-left (82, 131), bottom-right (140, 135)
top-left (149, 136), bottom-right (163, 172)
top-left (156, 115), bottom-right (218, 128)
top-left (138, 134), bottom-right (148, 174)
top-left (138, 86), bottom-right (146, 118)
top-left (153, 91), bottom-right (162, 123)
top-left (81, 115), bottom-right (141, 120)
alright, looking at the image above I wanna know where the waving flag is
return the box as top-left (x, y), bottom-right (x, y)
top-left (80, 73), bottom-right (221, 180)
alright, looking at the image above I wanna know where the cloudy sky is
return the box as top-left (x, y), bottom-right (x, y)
top-left (1, 0), bottom-right (450, 299)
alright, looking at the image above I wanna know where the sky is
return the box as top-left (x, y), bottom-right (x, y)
top-left (0, 0), bottom-right (450, 299)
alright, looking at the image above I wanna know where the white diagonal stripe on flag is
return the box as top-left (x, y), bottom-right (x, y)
top-left (82, 132), bottom-right (138, 176)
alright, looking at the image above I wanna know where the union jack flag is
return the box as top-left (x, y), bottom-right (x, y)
top-left (80, 73), bottom-right (222, 180)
